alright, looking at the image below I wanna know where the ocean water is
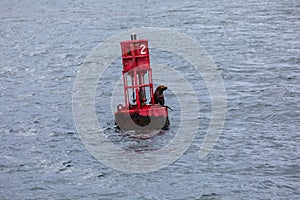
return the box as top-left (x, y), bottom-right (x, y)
top-left (1, 0), bottom-right (299, 199)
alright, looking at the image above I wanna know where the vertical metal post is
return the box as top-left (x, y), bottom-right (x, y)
top-left (134, 68), bottom-right (140, 109)
top-left (149, 68), bottom-right (154, 104)
top-left (122, 72), bottom-right (128, 107)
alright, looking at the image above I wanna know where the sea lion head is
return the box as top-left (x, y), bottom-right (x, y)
top-left (156, 85), bottom-right (168, 92)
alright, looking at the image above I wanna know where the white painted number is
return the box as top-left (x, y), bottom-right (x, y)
top-left (140, 44), bottom-right (146, 54)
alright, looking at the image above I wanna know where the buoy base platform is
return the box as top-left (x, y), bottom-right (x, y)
top-left (115, 104), bottom-right (170, 131)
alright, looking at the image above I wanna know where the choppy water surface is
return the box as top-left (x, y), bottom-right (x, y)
top-left (1, 0), bottom-right (299, 199)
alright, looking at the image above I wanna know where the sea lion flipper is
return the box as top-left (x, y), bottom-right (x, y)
top-left (164, 105), bottom-right (173, 111)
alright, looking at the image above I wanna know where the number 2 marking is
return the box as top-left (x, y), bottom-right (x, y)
top-left (140, 44), bottom-right (146, 54)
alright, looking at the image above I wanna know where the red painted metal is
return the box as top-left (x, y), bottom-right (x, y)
top-left (114, 35), bottom-right (170, 130)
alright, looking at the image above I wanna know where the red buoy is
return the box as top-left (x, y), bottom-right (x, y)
top-left (114, 34), bottom-right (170, 130)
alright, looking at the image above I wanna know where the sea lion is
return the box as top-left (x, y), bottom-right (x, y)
top-left (154, 85), bottom-right (168, 106)
top-left (138, 88), bottom-right (146, 104)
